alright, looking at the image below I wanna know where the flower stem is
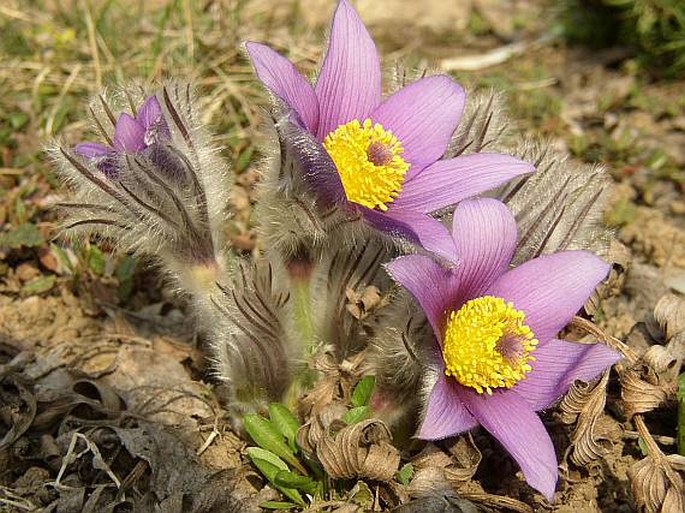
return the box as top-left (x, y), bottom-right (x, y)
top-left (292, 276), bottom-right (315, 355)
top-left (283, 251), bottom-right (320, 408)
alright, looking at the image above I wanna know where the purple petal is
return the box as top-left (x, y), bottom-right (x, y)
top-left (73, 142), bottom-right (111, 158)
top-left (245, 42), bottom-right (319, 133)
top-left (136, 96), bottom-right (162, 129)
top-left (276, 117), bottom-right (346, 205)
top-left (450, 198), bottom-right (517, 297)
top-left (112, 113), bottom-right (146, 152)
top-left (314, 0), bottom-right (381, 139)
top-left (487, 251), bottom-right (610, 344)
top-left (419, 376), bottom-right (479, 440)
top-left (460, 387), bottom-right (558, 500)
top-left (136, 95), bottom-right (170, 141)
top-left (394, 153), bottom-right (535, 213)
top-left (385, 254), bottom-right (461, 340)
top-left (371, 75), bottom-right (465, 172)
top-left (364, 207), bottom-right (458, 263)
top-left (511, 338), bottom-right (621, 411)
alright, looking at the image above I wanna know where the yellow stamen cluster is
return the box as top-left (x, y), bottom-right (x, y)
top-left (323, 118), bottom-right (410, 211)
top-left (442, 295), bottom-right (538, 394)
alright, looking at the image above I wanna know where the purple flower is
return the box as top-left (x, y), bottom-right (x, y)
top-left (385, 197), bottom-right (621, 500)
top-left (245, 0), bottom-right (534, 261)
top-left (74, 95), bottom-right (170, 176)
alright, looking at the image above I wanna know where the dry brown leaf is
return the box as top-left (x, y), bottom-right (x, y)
top-left (629, 416), bottom-right (685, 513)
top-left (299, 352), bottom-right (366, 417)
top-left (570, 316), bottom-right (639, 363)
top-left (460, 492), bottom-right (534, 513)
top-left (642, 345), bottom-right (679, 373)
top-left (297, 401), bottom-right (348, 456)
top-left (345, 285), bottom-right (389, 320)
top-left (443, 435), bottom-right (482, 485)
top-left (653, 293), bottom-right (685, 341)
top-left (407, 444), bottom-right (455, 497)
top-left (621, 360), bottom-right (675, 417)
top-left (407, 436), bottom-right (482, 497)
top-left (392, 492), bottom-right (480, 513)
top-left (560, 370), bottom-right (618, 466)
top-left (0, 374), bottom-right (37, 451)
top-left (313, 419), bottom-right (400, 482)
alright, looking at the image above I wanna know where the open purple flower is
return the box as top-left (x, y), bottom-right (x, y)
top-left (246, 0), bottom-right (533, 260)
top-left (385, 197), bottom-right (621, 500)
top-left (74, 95), bottom-right (170, 176)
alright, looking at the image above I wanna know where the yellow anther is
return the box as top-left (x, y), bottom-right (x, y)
top-left (442, 295), bottom-right (538, 394)
top-left (323, 118), bottom-right (410, 211)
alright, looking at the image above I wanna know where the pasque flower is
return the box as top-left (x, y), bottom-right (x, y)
top-left (74, 95), bottom-right (170, 175)
top-left (246, 0), bottom-right (533, 260)
top-left (52, 84), bottom-right (230, 295)
top-left (386, 197), bottom-right (621, 500)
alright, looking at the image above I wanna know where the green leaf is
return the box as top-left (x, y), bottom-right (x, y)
top-left (678, 372), bottom-right (685, 456)
top-left (50, 243), bottom-right (74, 274)
top-left (115, 255), bottom-right (137, 301)
top-left (268, 403), bottom-right (300, 453)
top-left (396, 463), bottom-right (414, 485)
top-left (637, 436), bottom-right (649, 457)
top-left (243, 414), bottom-right (307, 474)
top-left (342, 406), bottom-right (369, 425)
top-left (246, 447), bottom-right (305, 506)
top-left (9, 112), bottom-right (29, 130)
top-left (22, 275), bottom-right (56, 295)
top-left (259, 501), bottom-right (299, 510)
top-left (236, 146), bottom-right (255, 172)
top-left (87, 245), bottom-right (106, 275)
top-left (348, 481), bottom-right (374, 508)
top-left (246, 446), bottom-right (289, 481)
top-left (351, 375), bottom-right (375, 408)
top-left (115, 255), bottom-right (137, 281)
top-left (0, 223), bottom-right (45, 249)
top-left (273, 470), bottom-right (320, 495)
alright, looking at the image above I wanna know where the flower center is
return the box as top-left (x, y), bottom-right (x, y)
top-left (442, 296), bottom-right (538, 395)
top-left (323, 119), bottom-right (410, 211)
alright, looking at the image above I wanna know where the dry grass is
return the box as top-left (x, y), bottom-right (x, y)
top-left (0, 0), bottom-right (329, 172)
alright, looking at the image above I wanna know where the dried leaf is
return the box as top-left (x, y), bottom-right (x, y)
top-left (679, 372), bottom-right (685, 456)
top-left (297, 401), bottom-right (348, 457)
top-left (391, 492), bottom-right (480, 513)
top-left (346, 286), bottom-right (389, 320)
top-left (314, 419), bottom-right (400, 482)
top-left (560, 370), bottom-right (618, 466)
top-left (460, 492), bottom-right (534, 513)
top-left (407, 437), bottom-right (481, 496)
top-left (629, 416), bottom-right (685, 513)
top-left (643, 345), bottom-right (680, 378)
top-left (408, 445), bottom-right (455, 497)
top-left (0, 374), bottom-right (37, 451)
top-left (444, 435), bottom-right (482, 485)
top-left (621, 362), bottom-right (675, 417)
top-left (653, 293), bottom-right (685, 341)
